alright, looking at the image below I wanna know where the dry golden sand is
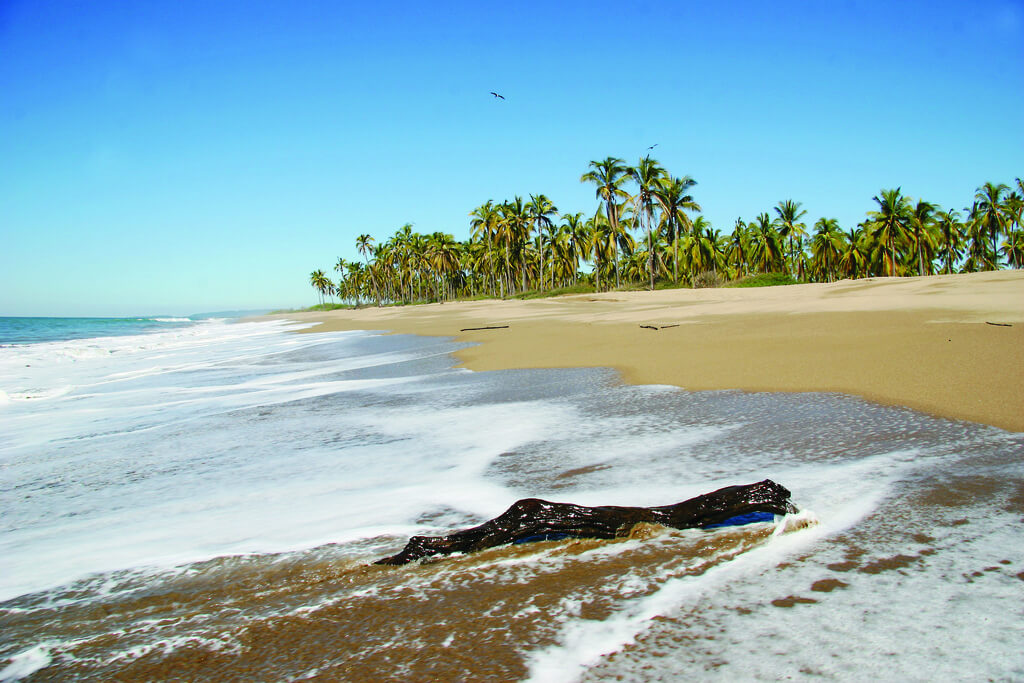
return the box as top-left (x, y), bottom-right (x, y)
top-left (272, 271), bottom-right (1024, 432)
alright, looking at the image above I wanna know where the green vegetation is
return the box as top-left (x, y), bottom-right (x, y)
top-left (511, 282), bottom-right (598, 300)
top-left (726, 273), bottom-right (799, 288)
top-left (309, 167), bottom-right (1023, 306)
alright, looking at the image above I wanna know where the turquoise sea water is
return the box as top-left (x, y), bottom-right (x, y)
top-left (0, 312), bottom-right (271, 345)
top-left (0, 316), bottom-right (199, 345)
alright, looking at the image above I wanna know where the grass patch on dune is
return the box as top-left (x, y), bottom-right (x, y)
top-left (652, 280), bottom-right (693, 291)
top-left (271, 302), bottom-right (359, 313)
top-left (512, 282), bottom-right (598, 299)
top-left (306, 302), bottom-right (358, 311)
top-left (725, 273), bottom-right (798, 288)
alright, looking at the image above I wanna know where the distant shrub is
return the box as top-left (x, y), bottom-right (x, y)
top-left (726, 273), bottom-right (798, 288)
top-left (691, 271), bottom-right (725, 289)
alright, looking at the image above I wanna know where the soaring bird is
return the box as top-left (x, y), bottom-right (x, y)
top-left (647, 143), bottom-right (658, 150)
top-left (490, 91), bottom-right (505, 100)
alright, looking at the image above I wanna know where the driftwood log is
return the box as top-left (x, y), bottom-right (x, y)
top-left (375, 479), bottom-right (795, 565)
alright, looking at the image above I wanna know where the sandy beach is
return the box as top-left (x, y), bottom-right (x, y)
top-left (276, 271), bottom-right (1024, 433)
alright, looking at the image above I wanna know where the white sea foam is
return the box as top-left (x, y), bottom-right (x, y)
top-left (523, 431), bottom-right (1024, 682)
top-left (0, 645), bottom-right (50, 682)
top-left (0, 322), bottom-right (616, 601)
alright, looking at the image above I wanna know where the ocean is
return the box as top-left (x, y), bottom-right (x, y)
top-left (0, 317), bottom-right (1021, 681)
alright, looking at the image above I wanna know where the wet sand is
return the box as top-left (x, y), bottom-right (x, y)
top-left (274, 271), bottom-right (1024, 432)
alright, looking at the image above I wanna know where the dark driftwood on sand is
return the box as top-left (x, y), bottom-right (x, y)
top-left (459, 325), bottom-right (510, 331)
top-left (375, 479), bottom-right (795, 565)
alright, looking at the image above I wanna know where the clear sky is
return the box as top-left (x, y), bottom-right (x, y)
top-left (1, 0), bottom-right (1021, 316)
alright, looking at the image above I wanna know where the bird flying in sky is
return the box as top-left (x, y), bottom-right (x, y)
top-left (490, 91), bottom-right (505, 100)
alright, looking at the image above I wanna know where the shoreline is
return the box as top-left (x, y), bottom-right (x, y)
top-left (266, 271), bottom-right (1024, 432)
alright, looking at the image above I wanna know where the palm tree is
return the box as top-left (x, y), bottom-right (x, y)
top-left (345, 262), bottom-right (364, 306)
top-left (528, 194), bottom-right (558, 292)
top-left (309, 269), bottom-right (330, 305)
top-left (837, 226), bottom-right (868, 279)
top-left (934, 209), bottom-right (964, 274)
top-left (1004, 190), bottom-right (1023, 269)
top-left (390, 223), bottom-right (415, 303)
top-left (585, 207), bottom-right (610, 291)
top-left (748, 213), bottom-right (784, 273)
top-left (907, 200), bottom-right (936, 276)
top-left (725, 218), bottom-right (750, 278)
top-left (469, 201), bottom-right (500, 297)
top-left (356, 233), bottom-right (381, 306)
top-left (494, 203), bottom-right (513, 296)
top-left (867, 188), bottom-right (911, 276)
top-left (628, 156), bottom-right (667, 290)
top-left (333, 257), bottom-right (347, 303)
top-left (655, 175), bottom-right (701, 285)
top-left (773, 199), bottom-right (808, 278)
top-left (409, 232), bottom-right (429, 300)
top-left (974, 182), bottom-right (1010, 269)
top-left (704, 224), bottom-right (726, 275)
top-left (1002, 229), bottom-right (1024, 270)
top-left (372, 242), bottom-right (392, 303)
top-left (501, 197), bottom-right (531, 294)
top-left (963, 202), bottom-right (994, 272)
top-left (809, 217), bottom-right (844, 282)
top-left (425, 232), bottom-right (461, 301)
top-left (581, 157), bottom-right (630, 290)
top-left (561, 212), bottom-right (586, 284)
top-left (309, 270), bottom-right (322, 305)
top-left (681, 216), bottom-right (718, 277)
top-left (544, 225), bottom-right (567, 287)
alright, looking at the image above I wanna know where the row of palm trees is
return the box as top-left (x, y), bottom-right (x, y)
top-left (309, 162), bottom-right (1023, 305)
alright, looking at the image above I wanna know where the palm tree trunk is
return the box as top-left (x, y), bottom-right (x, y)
top-left (787, 235), bottom-right (793, 277)
top-left (491, 232), bottom-right (499, 296)
top-left (520, 251), bottom-right (526, 294)
top-left (608, 202), bottom-right (620, 290)
top-left (647, 207), bottom-right (654, 291)
top-left (673, 220), bottom-right (678, 285)
top-left (539, 235), bottom-right (545, 294)
top-left (992, 225), bottom-right (998, 270)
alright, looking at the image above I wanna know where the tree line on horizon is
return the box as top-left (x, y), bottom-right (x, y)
top-left (308, 158), bottom-right (1023, 306)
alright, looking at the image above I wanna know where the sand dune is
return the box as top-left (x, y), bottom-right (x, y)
top-left (274, 271), bottom-right (1024, 432)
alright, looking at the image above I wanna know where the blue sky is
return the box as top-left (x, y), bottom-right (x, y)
top-left (1, 0), bottom-right (1021, 316)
